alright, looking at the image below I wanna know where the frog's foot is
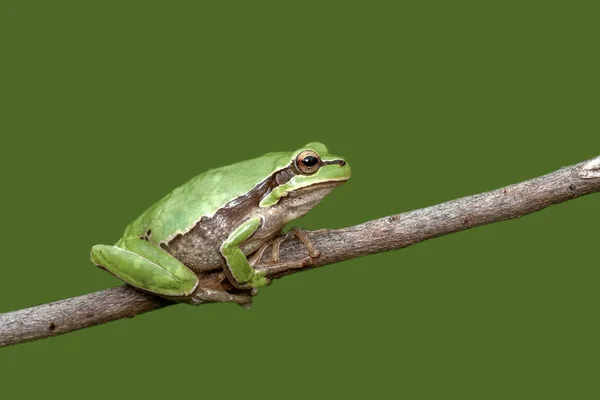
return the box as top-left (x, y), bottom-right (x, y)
top-left (290, 227), bottom-right (321, 258)
top-left (187, 287), bottom-right (253, 309)
top-left (254, 227), bottom-right (321, 276)
top-left (276, 227), bottom-right (321, 261)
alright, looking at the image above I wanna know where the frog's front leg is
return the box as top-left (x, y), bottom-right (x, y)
top-left (220, 217), bottom-right (271, 289)
top-left (91, 238), bottom-right (199, 297)
top-left (221, 220), bottom-right (324, 289)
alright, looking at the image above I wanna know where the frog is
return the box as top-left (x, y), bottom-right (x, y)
top-left (90, 142), bottom-right (350, 306)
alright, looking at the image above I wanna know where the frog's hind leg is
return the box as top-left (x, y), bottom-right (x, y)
top-left (91, 239), bottom-right (198, 297)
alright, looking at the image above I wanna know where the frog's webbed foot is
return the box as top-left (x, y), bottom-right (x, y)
top-left (186, 287), bottom-right (253, 309)
top-left (253, 227), bottom-right (321, 276)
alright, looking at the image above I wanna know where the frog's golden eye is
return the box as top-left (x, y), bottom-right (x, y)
top-left (294, 150), bottom-right (321, 175)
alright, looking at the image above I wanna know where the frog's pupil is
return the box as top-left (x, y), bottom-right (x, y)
top-left (303, 156), bottom-right (318, 166)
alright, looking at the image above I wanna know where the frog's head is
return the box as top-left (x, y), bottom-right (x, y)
top-left (259, 142), bottom-right (351, 214)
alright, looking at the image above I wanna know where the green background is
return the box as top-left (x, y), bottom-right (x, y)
top-left (1, 1), bottom-right (598, 398)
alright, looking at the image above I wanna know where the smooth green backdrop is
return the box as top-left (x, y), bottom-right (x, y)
top-left (1, 1), bottom-right (598, 399)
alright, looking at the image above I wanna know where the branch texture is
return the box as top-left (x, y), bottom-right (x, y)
top-left (1, 156), bottom-right (599, 347)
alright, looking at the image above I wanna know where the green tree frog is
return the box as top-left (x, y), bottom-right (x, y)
top-left (91, 142), bottom-right (350, 305)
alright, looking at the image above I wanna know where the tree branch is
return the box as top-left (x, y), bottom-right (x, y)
top-left (1, 156), bottom-right (599, 348)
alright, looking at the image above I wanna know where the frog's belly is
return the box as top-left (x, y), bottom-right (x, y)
top-left (165, 237), bottom-right (226, 273)
top-left (161, 211), bottom-right (283, 274)
top-left (163, 231), bottom-right (271, 274)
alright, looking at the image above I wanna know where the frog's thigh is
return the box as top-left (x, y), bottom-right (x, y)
top-left (91, 239), bottom-right (198, 297)
top-left (220, 217), bottom-right (268, 288)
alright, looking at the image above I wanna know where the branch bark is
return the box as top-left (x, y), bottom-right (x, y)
top-left (1, 156), bottom-right (599, 348)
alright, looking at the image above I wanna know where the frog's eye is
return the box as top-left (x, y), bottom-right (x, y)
top-left (295, 150), bottom-right (321, 175)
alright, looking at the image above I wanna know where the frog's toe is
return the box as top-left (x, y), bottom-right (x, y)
top-left (250, 272), bottom-right (271, 288)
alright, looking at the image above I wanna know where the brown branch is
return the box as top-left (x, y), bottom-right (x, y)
top-left (1, 156), bottom-right (599, 348)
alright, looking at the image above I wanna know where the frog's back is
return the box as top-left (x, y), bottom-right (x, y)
top-left (123, 151), bottom-right (292, 244)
